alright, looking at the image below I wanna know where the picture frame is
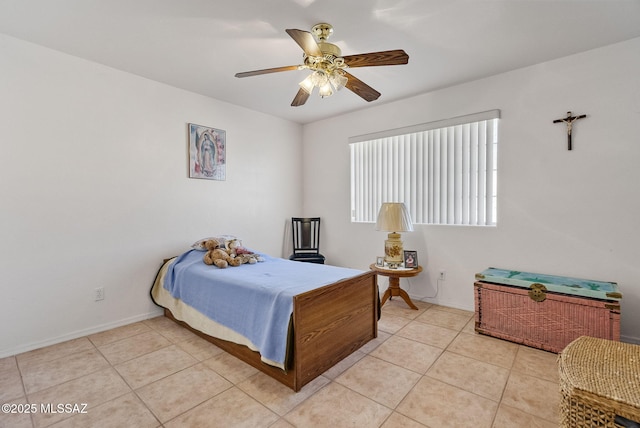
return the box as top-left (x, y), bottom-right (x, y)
top-left (376, 256), bottom-right (385, 267)
top-left (188, 123), bottom-right (226, 180)
top-left (403, 250), bottom-right (418, 268)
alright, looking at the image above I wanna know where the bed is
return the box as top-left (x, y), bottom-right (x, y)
top-left (150, 247), bottom-right (378, 392)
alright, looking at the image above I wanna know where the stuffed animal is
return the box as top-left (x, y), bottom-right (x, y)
top-left (203, 240), bottom-right (241, 268)
top-left (227, 239), bottom-right (265, 264)
top-left (227, 239), bottom-right (250, 256)
top-left (236, 253), bottom-right (263, 265)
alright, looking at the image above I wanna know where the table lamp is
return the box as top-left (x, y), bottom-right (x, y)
top-left (375, 202), bottom-right (413, 268)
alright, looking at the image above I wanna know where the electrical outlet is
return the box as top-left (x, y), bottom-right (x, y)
top-left (94, 287), bottom-right (104, 301)
top-left (439, 270), bottom-right (446, 281)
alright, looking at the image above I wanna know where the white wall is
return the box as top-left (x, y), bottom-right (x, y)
top-left (2, 33), bottom-right (638, 357)
top-left (0, 35), bottom-right (303, 357)
top-left (303, 37), bottom-right (640, 343)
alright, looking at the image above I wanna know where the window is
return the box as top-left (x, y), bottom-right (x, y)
top-left (350, 110), bottom-right (499, 226)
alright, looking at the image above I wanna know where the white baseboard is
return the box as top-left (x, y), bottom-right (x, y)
top-left (0, 308), bottom-right (164, 359)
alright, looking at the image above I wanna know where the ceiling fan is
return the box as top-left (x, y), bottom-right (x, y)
top-left (235, 23), bottom-right (409, 107)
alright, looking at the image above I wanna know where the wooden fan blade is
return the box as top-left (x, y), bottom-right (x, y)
top-left (286, 29), bottom-right (323, 57)
top-left (343, 49), bottom-right (409, 68)
top-left (291, 88), bottom-right (310, 107)
top-left (344, 71), bottom-right (381, 102)
top-left (235, 65), bottom-right (300, 78)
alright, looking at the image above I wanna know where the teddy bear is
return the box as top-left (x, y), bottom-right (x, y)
top-left (226, 239), bottom-right (248, 256)
top-left (203, 240), bottom-right (241, 268)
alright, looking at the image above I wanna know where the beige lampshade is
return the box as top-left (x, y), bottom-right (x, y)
top-left (375, 203), bottom-right (414, 232)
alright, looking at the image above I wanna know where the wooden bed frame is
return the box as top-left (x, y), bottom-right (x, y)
top-left (163, 270), bottom-right (378, 392)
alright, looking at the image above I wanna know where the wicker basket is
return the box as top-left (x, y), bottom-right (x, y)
top-left (559, 336), bottom-right (640, 427)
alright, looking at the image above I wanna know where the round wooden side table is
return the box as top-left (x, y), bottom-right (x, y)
top-left (369, 264), bottom-right (423, 310)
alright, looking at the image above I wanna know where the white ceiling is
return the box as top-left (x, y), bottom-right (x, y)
top-left (1, 0), bottom-right (639, 124)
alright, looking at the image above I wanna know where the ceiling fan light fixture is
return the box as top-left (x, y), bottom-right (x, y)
top-left (329, 71), bottom-right (348, 91)
top-left (312, 71), bottom-right (328, 86)
top-left (318, 81), bottom-right (334, 98)
top-left (299, 74), bottom-right (315, 94)
top-left (300, 70), bottom-right (340, 97)
top-left (235, 23), bottom-right (409, 107)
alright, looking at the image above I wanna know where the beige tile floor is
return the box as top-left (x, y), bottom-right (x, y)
top-left (1, 300), bottom-right (561, 428)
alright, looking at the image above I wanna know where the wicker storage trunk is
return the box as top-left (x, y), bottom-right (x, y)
top-left (559, 336), bottom-right (640, 427)
top-left (474, 268), bottom-right (621, 353)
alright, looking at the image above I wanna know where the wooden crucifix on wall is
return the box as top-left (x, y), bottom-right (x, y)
top-left (553, 111), bottom-right (587, 150)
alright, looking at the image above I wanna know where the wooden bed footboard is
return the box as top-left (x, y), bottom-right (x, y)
top-left (165, 270), bottom-right (378, 392)
top-left (293, 270), bottom-right (378, 389)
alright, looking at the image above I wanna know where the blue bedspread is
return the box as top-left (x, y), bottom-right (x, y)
top-left (163, 250), bottom-right (365, 365)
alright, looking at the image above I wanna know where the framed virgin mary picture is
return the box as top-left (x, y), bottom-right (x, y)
top-left (188, 123), bottom-right (226, 180)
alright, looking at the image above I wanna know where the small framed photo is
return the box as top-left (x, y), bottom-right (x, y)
top-left (403, 251), bottom-right (418, 268)
top-left (376, 256), bottom-right (384, 267)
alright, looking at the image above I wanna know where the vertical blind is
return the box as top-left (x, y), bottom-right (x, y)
top-left (349, 110), bottom-right (500, 226)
